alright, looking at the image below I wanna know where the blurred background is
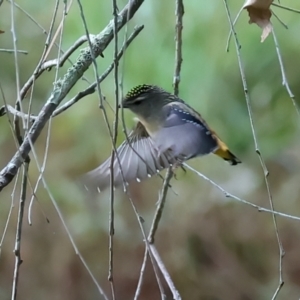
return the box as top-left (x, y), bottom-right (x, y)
top-left (1, 0), bottom-right (300, 299)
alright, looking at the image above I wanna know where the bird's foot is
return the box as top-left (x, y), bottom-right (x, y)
top-left (171, 160), bottom-right (184, 180)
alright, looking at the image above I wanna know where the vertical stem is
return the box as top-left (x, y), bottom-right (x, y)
top-left (11, 161), bottom-right (29, 300)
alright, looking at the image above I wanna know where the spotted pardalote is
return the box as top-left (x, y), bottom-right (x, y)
top-left (83, 85), bottom-right (241, 192)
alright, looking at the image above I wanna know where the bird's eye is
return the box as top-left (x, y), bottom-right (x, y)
top-left (133, 100), bottom-right (142, 105)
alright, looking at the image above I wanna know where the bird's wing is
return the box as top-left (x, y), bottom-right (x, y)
top-left (82, 122), bottom-right (175, 192)
top-left (153, 102), bottom-right (219, 161)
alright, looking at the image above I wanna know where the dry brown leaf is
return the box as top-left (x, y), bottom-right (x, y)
top-left (0, 30), bottom-right (4, 34)
top-left (243, 0), bottom-right (273, 42)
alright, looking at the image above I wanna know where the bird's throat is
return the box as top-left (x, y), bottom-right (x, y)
top-left (136, 116), bottom-right (161, 138)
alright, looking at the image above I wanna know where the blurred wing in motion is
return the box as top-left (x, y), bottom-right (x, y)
top-left (81, 122), bottom-right (175, 192)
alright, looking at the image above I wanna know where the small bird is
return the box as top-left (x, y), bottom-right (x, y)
top-left (83, 85), bottom-right (241, 192)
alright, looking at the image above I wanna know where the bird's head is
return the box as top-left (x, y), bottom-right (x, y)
top-left (120, 85), bottom-right (171, 118)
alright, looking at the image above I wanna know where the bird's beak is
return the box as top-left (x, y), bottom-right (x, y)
top-left (119, 101), bottom-right (128, 109)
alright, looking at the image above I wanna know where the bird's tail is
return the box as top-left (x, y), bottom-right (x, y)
top-left (213, 138), bottom-right (241, 165)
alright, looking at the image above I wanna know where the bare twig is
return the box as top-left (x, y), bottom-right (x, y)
top-left (134, 169), bottom-right (174, 300)
top-left (10, 0), bottom-right (22, 127)
top-left (106, 0), bottom-right (121, 298)
top-left (9, 5), bottom-right (28, 297)
top-left (3, 105), bottom-right (37, 121)
top-left (225, 6), bottom-right (243, 52)
top-left (173, 0), bottom-right (184, 95)
top-left (0, 49), bottom-right (28, 54)
top-left (272, 3), bottom-right (300, 14)
top-left (150, 245), bottom-right (181, 300)
top-left (272, 11), bottom-right (288, 29)
top-left (0, 172), bottom-right (19, 257)
top-left (44, 0), bottom-right (76, 62)
top-left (34, 0), bottom-right (60, 80)
top-left (271, 28), bottom-right (300, 117)
top-left (149, 169), bottom-right (174, 244)
top-left (11, 161), bottom-right (29, 300)
top-left (53, 0), bottom-right (66, 83)
top-left (27, 120), bottom-right (52, 225)
top-left (184, 164), bottom-right (300, 221)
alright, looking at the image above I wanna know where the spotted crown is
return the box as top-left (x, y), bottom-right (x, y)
top-left (124, 84), bottom-right (157, 101)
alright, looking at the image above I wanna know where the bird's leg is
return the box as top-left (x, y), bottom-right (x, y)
top-left (180, 165), bottom-right (186, 173)
top-left (171, 158), bottom-right (184, 180)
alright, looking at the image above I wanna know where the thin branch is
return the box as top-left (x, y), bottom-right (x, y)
top-left (3, 105), bottom-right (37, 121)
top-left (271, 28), bottom-right (300, 117)
top-left (0, 171), bottom-right (19, 257)
top-left (33, 0), bottom-right (60, 84)
top-left (0, 49), bottom-right (28, 54)
top-left (54, 0), bottom-right (67, 84)
top-left (272, 3), bottom-right (300, 14)
top-left (149, 170), bottom-right (174, 244)
top-left (10, 0), bottom-right (23, 128)
top-left (134, 247), bottom-right (148, 300)
top-left (272, 10), bottom-right (288, 29)
top-left (150, 245), bottom-right (181, 300)
top-left (9, 3), bottom-right (28, 297)
top-left (134, 169), bottom-right (174, 299)
top-left (173, 0), bottom-right (184, 95)
top-left (225, 6), bottom-right (243, 52)
top-left (106, 0), bottom-right (121, 298)
top-left (27, 119), bottom-right (52, 225)
top-left (43, 0), bottom-right (75, 61)
top-left (184, 163), bottom-right (300, 221)
top-left (11, 161), bottom-right (29, 300)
